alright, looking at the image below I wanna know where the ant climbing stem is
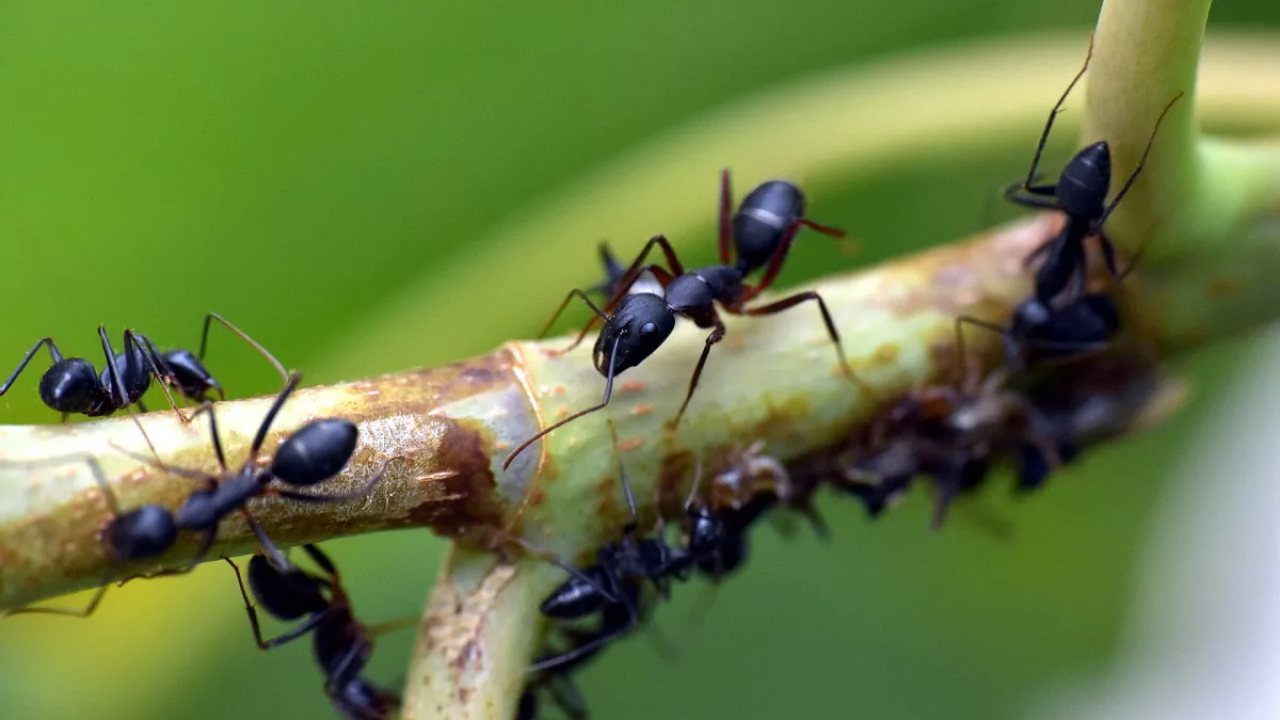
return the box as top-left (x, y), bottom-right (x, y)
top-left (505, 231), bottom-right (870, 470)
top-left (1014, 34), bottom-right (1094, 197)
top-left (0, 312), bottom-right (288, 422)
top-left (1004, 32), bottom-right (1184, 305)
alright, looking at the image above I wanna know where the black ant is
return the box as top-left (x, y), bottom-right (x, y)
top-left (532, 467), bottom-right (689, 673)
top-left (225, 544), bottom-right (400, 720)
top-left (530, 431), bottom-right (752, 673)
top-left (6, 372), bottom-right (380, 618)
top-left (504, 229), bottom-right (863, 471)
top-left (0, 312), bottom-right (287, 420)
top-left (961, 78), bottom-right (1183, 372)
top-left (1004, 37), bottom-right (1182, 305)
top-left (502, 171), bottom-right (855, 470)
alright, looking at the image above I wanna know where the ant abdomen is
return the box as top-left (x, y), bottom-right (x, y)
top-left (38, 359), bottom-right (103, 413)
top-left (247, 555), bottom-right (329, 620)
top-left (733, 180), bottom-right (806, 273)
top-left (104, 506), bottom-right (178, 561)
top-left (271, 419), bottom-right (359, 487)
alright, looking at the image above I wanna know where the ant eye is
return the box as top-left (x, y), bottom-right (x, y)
top-left (640, 322), bottom-right (657, 335)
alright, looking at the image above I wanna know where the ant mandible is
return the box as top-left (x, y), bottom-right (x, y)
top-left (0, 312), bottom-right (288, 421)
top-left (225, 544), bottom-right (400, 720)
top-left (1005, 36), bottom-right (1183, 305)
top-left (5, 372), bottom-right (379, 618)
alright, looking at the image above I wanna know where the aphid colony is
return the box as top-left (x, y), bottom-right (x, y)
top-left (2, 37), bottom-right (1182, 720)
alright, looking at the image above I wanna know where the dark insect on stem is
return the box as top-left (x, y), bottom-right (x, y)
top-left (0, 312), bottom-right (288, 422)
top-left (4, 372), bottom-right (381, 619)
top-left (224, 545), bottom-right (402, 720)
top-left (837, 367), bottom-right (1069, 530)
top-left (503, 171), bottom-right (859, 471)
top-left (959, 59), bottom-right (1183, 372)
top-left (1002, 35), bottom-right (1182, 305)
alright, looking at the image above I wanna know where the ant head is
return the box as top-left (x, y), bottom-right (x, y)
top-left (1057, 141), bottom-right (1111, 219)
top-left (159, 349), bottom-right (222, 401)
top-left (104, 505), bottom-right (177, 561)
top-left (592, 293), bottom-right (675, 376)
top-left (271, 419), bottom-right (359, 487)
top-left (37, 358), bottom-right (101, 412)
top-left (733, 180), bottom-right (805, 272)
top-left (246, 554), bottom-right (329, 620)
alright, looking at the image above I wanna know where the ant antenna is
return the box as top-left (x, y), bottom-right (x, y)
top-left (1021, 34), bottom-right (1094, 190)
top-left (1099, 92), bottom-right (1187, 262)
top-left (535, 289), bottom-right (610, 342)
top-left (198, 312), bottom-right (290, 387)
top-left (604, 420), bottom-right (637, 524)
top-left (503, 338), bottom-right (621, 471)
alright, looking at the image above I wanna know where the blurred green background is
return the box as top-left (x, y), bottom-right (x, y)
top-left (1, 2), bottom-right (1278, 718)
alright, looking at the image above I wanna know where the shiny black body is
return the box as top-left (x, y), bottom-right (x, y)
top-left (227, 545), bottom-right (398, 720)
top-left (108, 374), bottom-right (370, 567)
top-left (6, 375), bottom-right (374, 620)
top-left (505, 226), bottom-right (856, 471)
top-left (0, 312), bottom-right (287, 420)
top-left (721, 170), bottom-right (845, 276)
top-left (0, 330), bottom-right (156, 418)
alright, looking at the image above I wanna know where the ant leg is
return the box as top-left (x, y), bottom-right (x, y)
top-left (223, 557), bottom-right (334, 649)
top-left (546, 266), bottom-right (676, 355)
top-left (670, 320), bottom-right (726, 430)
top-left (4, 578), bottom-right (111, 619)
top-left (1095, 92), bottom-right (1185, 231)
top-left (954, 315), bottom-right (1013, 376)
top-left (741, 291), bottom-right (875, 397)
top-left (1003, 181), bottom-right (1063, 211)
top-left (323, 640), bottom-right (371, 695)
top-left (502, 337), bottom-right (623, 471)
top-left (199, 312), bottom-right (289, 387)
top-left (528, 611), bottom-right (635, 674)
top-left (1015, 34), bottom-right (1094, 193)
top-left (602, 234), bottom-right (685, 313)
top-left (126, 331), bottom-right (189, 422)
top-left (242, 510), bottom-right (294, 571)
top-left (536, 288), bottom-right (609, 346)
top-left (589, 241), bottom-right (626, 296)
top-left (604, 419), bottom-right (639, 525)
top-left (741, 223), bottom-right (800, 298)
top-left (719, 168), bottom-right (733, 265)
top-left (97, 327), bottom-right (133, 409)
top-left (797, 218), bottom-right (847, 238)
top-left (188, 402), bottom-right (229, 471)
top-left (248, 372), bottom-right (303, 457)
top-left (270, 466), bottom-right (385, 504)
top-left (302, 543), bottom-right (339, 578)
top-left (0, 337), bottom-right (63, 396)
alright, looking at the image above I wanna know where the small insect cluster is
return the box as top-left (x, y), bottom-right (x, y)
top-left (3, 319), bottom-right (399, 719)
top-left (2, 36), bottom-right (1185, 720)
top-left (514, 40), bottom-right (1183, 717)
